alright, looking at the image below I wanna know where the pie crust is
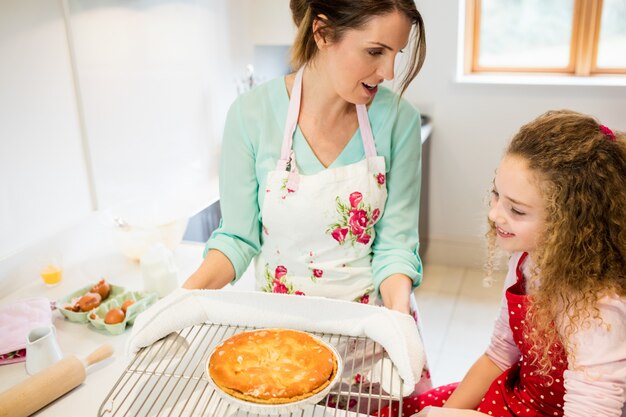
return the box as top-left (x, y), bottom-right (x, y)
top-left (208, 328), bottom-right (338, 404)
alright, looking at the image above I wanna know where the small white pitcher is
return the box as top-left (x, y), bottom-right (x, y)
top-left (25, 324), bottom-right (63, 375)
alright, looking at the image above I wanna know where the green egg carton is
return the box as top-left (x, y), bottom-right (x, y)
top-left (87, 291), bottom-right (158, 335)
top-left (58, 282), bottom-right (126, 324)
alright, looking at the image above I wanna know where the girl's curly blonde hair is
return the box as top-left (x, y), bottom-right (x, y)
top-left (486, 110), bottom-right (626, 377)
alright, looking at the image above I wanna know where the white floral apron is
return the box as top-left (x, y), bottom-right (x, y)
top-left (256, 66), bottom-right (387, 304)
top-left (255, 66), bottom-right (433, 409)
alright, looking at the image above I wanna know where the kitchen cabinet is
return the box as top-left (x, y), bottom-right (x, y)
top-left (419, 115), bottom-right (433, 258)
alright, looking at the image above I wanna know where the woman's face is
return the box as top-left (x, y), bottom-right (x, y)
top-left (319, 10), bottom-right (412, 104)
top-left (488, 155), bottom-right (547, 255)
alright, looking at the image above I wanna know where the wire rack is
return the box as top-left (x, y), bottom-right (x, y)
top-left (99, 323), bottom-right (403, 417)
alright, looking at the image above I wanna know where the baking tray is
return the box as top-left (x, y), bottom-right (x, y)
top-left (99, 323), bottom-right (403, 417)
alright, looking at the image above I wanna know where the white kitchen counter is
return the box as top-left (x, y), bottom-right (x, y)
top-left (0, 240), bottom-right (254, 416)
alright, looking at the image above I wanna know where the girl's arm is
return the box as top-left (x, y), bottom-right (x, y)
top-left (442, 354), bottom-right (503, 409)
top-left (562, 296), bottom-right (626, 417)
top-left (444, 253), bottom-right (524, 408)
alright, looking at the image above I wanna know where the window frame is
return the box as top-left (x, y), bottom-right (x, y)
top-left (463, 0), bottom-right (626, 76)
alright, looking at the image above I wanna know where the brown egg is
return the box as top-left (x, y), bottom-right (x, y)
top-left (78, 292), bottom-right (102, 312)
top-left (121, 299), bottom-right (135, 313)
top-left (64, 302), bottom-right (80, 312)
top-left (105, 308), bottom-right (125, 325)
top-left (91, 279), bottom-right (111, 300)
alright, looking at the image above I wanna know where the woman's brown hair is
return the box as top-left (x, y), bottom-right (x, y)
top-left (289, 0), bottom-right (426, 96)
top-left (486, 110), bottom-right (626, 377)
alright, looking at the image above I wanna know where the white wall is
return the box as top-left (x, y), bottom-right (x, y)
top-left (405, 1), bottom-right (626, 267)
top-left (0, 0), bottom-right (92, 260)
top-left (249, 0), bottom-right (295, 45)
top-left (67, 0), bottom-right (236, 208)
top-left (0, 0), bottom-right (241, 262)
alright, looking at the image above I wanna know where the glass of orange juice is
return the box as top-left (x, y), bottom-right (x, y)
top-left (40, 258), bottom-right (63, 286)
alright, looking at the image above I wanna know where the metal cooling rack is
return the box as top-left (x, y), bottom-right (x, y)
top-left (99, 323), bottom-right (403, 417)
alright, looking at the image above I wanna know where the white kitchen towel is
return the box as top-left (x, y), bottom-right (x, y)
top-left (126, 288), bottom-right (425, 390)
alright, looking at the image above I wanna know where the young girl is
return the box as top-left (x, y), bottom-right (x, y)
top-left (380, 110), bottom-right (626, 417)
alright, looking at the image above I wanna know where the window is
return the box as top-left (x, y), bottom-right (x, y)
top-left (464, 0), bottom-right (626, 76)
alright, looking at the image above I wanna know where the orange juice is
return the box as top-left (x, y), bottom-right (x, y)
top-left (40, 264), bottom-right (63, 286)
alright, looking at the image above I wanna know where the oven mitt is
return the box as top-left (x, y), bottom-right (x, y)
top-left (126, 288), bottom-right (425, 393)
top-left (0, 297), bottom-right (52, 365)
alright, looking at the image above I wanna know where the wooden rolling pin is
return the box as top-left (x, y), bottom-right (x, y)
top-left (0, 344), bottom-right (113, 417)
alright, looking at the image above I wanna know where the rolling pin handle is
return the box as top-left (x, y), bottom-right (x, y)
top-left (84, 344), bottom-right (114, 367)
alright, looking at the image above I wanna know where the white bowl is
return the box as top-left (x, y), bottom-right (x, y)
top-left (111, 218), bottom-right (188, 261)
top-left (105, 197), bottom-right (190, 261)
top-left (205, 329), bottom-right (343, 415)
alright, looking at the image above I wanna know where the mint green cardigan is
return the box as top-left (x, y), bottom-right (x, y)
top-left (206, 76), bottom-right (423, 295)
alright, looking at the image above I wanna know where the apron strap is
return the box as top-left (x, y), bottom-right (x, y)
top-left (515, 252), bottom-right (529, 285)
top-left (356, 104), bottom-right (377, 158)
top-left (278, 67), bottom-right (304, 169)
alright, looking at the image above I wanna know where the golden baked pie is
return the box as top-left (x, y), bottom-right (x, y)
top-left (208, 328), bottom-right (338, 404)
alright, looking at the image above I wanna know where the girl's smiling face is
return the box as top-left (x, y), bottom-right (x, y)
top-left (488, 155), bottom-right (548, 255)
top-left (318, 10), bottom-right (411, 104)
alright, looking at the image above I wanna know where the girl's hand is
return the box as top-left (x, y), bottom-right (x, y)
top-left (412, 406), bottom-right (490, 416)
top-left (379, 274), bottom-right (413, 314)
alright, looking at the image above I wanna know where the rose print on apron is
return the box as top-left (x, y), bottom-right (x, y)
top-left (327, 191), bottom-right (381, 246)
top-left (255, 66), bottom-right (432, 409)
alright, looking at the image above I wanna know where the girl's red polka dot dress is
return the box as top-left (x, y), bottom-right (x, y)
top-left (377, 253), bottom-right (568, 417)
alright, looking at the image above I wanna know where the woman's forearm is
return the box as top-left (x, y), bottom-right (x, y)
top-left (443, 354), bottom-right (503, 409)
top-left (182, 249), bottom-right (236, 289)
top-left (379, 273), bottom-right (413, 314)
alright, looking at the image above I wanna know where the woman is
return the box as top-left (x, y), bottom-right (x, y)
top-left (185, 0), bottom-right (427, 314)
top-left (183, 0), bottom-right (431, 404)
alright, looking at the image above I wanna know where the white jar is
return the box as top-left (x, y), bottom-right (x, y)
top-left (140, 244), bottom-right (179, 298)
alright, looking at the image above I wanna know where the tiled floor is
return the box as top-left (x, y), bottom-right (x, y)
top-left (414, 263), bottom-right (505, 387)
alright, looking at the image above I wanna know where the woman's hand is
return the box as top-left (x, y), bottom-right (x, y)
top-left (182, 249), bottom-right (236, 289)
top-left (379, 274), bottom-right (413, 314)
